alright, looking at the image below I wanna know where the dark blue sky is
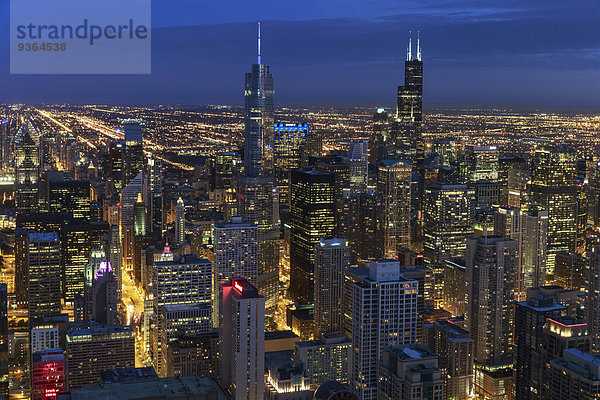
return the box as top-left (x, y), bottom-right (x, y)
top-left (1, 0), bottom-right (599, 108)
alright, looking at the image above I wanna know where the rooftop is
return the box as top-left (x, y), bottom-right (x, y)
top-left (154, 254), bottom-right (210, 267)
top-left (100, 367), bottom-right (158, 384)
top-left (65, 375), bottom-right (228, 400)
top-left (66, 324), bottom-right (133, 339)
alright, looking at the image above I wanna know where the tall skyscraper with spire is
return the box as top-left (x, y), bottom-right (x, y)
top-left (243, 22), bottom-right (274, 177)
top-left (238, 23), bottom-right (279, 311)
top-left (396, 32), bottom-right (425, 251)
top-left (395, 32), bottom-right (423, 162)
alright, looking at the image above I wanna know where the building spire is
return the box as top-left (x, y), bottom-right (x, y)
top-left (257, 22), bottom-right (261, 64)
top-left (416, 31), bottom-right (421, 61)
top-left (407, 31), bottom-right (412, 61)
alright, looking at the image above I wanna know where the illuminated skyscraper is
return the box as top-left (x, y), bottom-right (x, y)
top-left (344, 260), bottom-right (418, 400)
top-left (62, 219), bottom-right (109, 304)
top-left (464, 145), bottom-right (499, 182)
top-left (0, 119), bottom-right (10, 173)
top-left (31, 348), bottom-right (66, 400)
top-left (238, 24), bottom-right (279, 312)
top-left (152, 255), bottom-right (212, 374)
top-left (108, 225), bottom-right (122, 299)
top-left (27, 232), bottom-right (62, 320)
top-left (174, 197), bottom-right (185, 245)
top-left (378, 160), bottom-right (412, 257)
top-left (395, 33), bottom-right (423, 167)
top-left (153, 255), bottom-right (212, 308)
top-left (465, 236), bottom-right (516, 399)
top-left (289, 169), bottom-right (335, 303)
top-left (530, 146), bottom-right (577, 274)
top-left (91, 260), bottom-right (118, 326)
top-left (273, 123), bottom-right (308, 205)
top-left (313, 238), bottom-right (350, 337)
top-left (244, 23), bottom-right (274, 177)
top-left (214, 151), bottom-right (241, 190)
top-left (293, 334), bottom-right (352, 387)
top-left (370, 108), bottom-right (389, 166)
top-left (494, 207), bottom-right (549, 300)
top-left (237, 176), bottom-right (279, 311)
top-left (133, 192), bottom-right (146, 237)
top-left (344, 141), bottom-right (369, 196)
top-left (15, 120), bottom-right (40, 214)
top-left (423, 183), bottom-right (475, 263)
top-left (48, 179), bottom-right (91, 220)
top-left (120, 171), bottom-right (144, 227)
top-left (122, 120), bottom-right (144, 186)
top-left (146, 158), bottom-right (163, 236)
top-left (212, 217), bottom-right (258, 327)
top-left (0, 284), bottom-right (6, 398)
top-left (586, 236), bottom-right (600, 352)
top-left (219, 278), bottom-right (265, 400)
top-left (65, 324), bottom-right (134, 389)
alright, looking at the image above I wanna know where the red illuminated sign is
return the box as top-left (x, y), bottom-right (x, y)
top-left (233, 280), bottom-right (244, 294)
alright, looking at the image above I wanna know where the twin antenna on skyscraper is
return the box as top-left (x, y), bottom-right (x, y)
top-left (407, 31), bottom-right (422, 62)
top-left (257, 22), bottom-right (261, 64)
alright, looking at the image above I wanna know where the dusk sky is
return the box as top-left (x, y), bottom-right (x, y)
top-left (1, 0), bottom-right (599, 108)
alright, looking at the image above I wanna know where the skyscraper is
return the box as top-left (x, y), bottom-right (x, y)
top-left (289, 169), bottom-right (336, 303)
top-left (423, 183), bottom-right (475, 263)
top-left (244, 23), bottom-right (274, 177)
top-left (530, 146), bottom-right (577, 274)
top-left (31, 348), bottom-right (66, 400)
top-left (356, 189), bottom-right (385, 261)
top-left (313, 238), bottom-right (350, 337)
top-left (378, 159), bottom-right (412, 257)
top-left (122, 119), bottom-right (144, 186)
top-left (133, 192), bottom-right (146, 237)
top-left (0, 284), bottom-right (6, 399)
top-left (153, 255), bottom-right (212, 307)
top-left (344, 141), bottom-right (369, 196)
top-left (423, 319), bottom-right (474, 400)
top-left (152, 254), bottom-right (212, 374)
top-left (91, 260), bottom-right (118, 326)
top-left (219, 278), bottom-right (265, 400)
top-left (494, 207), bottom-right (549, 300)
top-left (344, 260), bottom-right (418, 400)
top-left (370, 108), bottom-right (389, 166)
top-left (586, 236), bottom-right (600, 351)
top-left (146, 158), bottom-right (163, 236)
top-left (120, 171), bottom-right (144, 227)
top-left (238, 26), bottom-right (280, 312)
top-left (174, 197), bottom-right (185, 245)
top-left (273, 123), bottom-right (308, 205)
top-left (212, 217), bottom-right (258, 327)
top-left (396, 33), bottom-right (425, 241)
top-left (293, 334), bottom-right (352, 387)
top-left (65, 324), bottom-right (135, 389)
top-left (27, 232), bottom-right (62, 320)
top-left (48, 179), bottom-right (91, 220)
top-left (395, 33), bottom-right (423, 168)
top-left (15, 120), bottom-right (41, 214)
top-left (465, 236), bottom-right (516, 399)
top-left (514, 296), bottom-right (564, 400)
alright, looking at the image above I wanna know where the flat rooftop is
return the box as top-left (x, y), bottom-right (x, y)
top-left (65, 375), bottom-right (228, 400)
